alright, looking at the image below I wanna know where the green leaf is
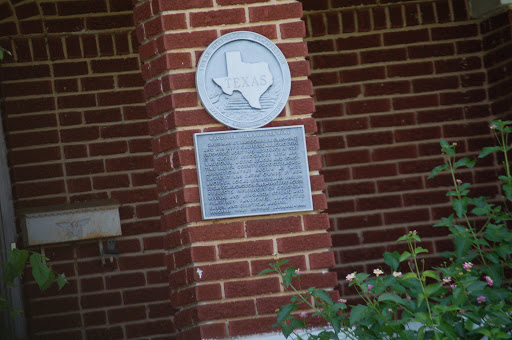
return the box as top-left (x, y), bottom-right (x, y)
top-left (503, 183), bottom-right (512, 201)
top-left (453, 157), bottom-right (471, 169)
top-left (277, 303), bottom-right (297, 324)
top-left (424, 283), bottom-right (443, 297)
top-left (258, 268), bottom-right (274, 276)
top-left (478, 146), bottom-right (500, 158)
top-left (399, 251), bottom-right (412, 263)
top-left (349, 304), bottom-right (368, 326)
top-left (30, 254), bottom-right (51, 291)
top-left (434, 215), bottom-right (454, 227)
top-left (401, 272), bottom-right (417, 280)
top-left (422, 270), bottom-right (440, 281)
top-left (281, 319), bottom-right (306, 338)
top-left (383, 251), bottom-right (400, 271)
top-left (454, 236), bottom-right (471, 258)
top-left (428, 164), bottom-right (448, 179)
top-left (378, 293), bottom-right (407, 306)
top-left (283, 267), bottom-right (296, 288)
top-left (57, 274), bottom-right (67, 290)
top-left (312, 289), bottom-right (333, 304)
top-left (414, 247), bottom-right (429, 255)
top-left (452, 197), bottom-right (469, 218)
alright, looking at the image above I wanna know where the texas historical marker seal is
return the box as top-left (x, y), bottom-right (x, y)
top-left (196, 31), bottom-right (291, 130)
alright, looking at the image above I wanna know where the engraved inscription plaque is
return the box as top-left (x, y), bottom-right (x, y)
top-left (194, 126), bottom-right (313, 220)
top-left (196, 31), bottom-right (291, 130)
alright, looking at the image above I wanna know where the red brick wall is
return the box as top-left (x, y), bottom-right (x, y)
top-left (0, 1), bottom-right (172, 339)
top-left (133, 0), bottom-right (336, 338)
top-left (303, 0), bottom-right (510, 301)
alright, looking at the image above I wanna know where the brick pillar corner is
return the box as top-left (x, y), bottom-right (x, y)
top-left (133, 0), bottom-right (337, 338)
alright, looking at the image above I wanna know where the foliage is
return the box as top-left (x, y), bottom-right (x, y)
top-left (260, 120), bottom-right (512, 340)
top-left (1, 249), bottom-right (67, 318)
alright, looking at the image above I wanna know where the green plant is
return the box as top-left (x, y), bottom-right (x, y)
top-left (261, 120), bottom-right (512, 340)
top-left (1, 249), bottom-right (67, 338)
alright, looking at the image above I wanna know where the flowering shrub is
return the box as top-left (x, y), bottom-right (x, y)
top-left (260, 120), bottom-right (512, 339)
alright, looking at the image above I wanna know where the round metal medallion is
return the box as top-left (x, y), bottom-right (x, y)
top-left (196, 31), bottom-right (291, 130)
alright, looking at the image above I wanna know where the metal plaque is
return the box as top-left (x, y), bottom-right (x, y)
top-left (194, 126), bottom-right (313, 220)
top-left (196, 31), bottom-right (291, 130)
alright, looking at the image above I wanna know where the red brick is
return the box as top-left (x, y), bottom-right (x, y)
top-left (225, 277), bottom-right (279, 298)
top-left (324, 149), bottom-right (370, 166)
top-left (125, 320), bottom-right (174, 338)
top-left (304, 214), bottom-right (330, 231)
top-left (89, 141), bottom-right (127, 156)
top-left (229, 317), bottom-right (276, 337)
top-left (81, 292), bottom-right (121, 309)
top-left (328, 182), bottom-right (375, 197)
top-left (162, 30), bottom-right (217, 50)
top-left (281, 21), bottom-right (305, 39)
top-left (249, 2), bottom-right (302, 22)
top-left (373, 145), bottom-right (418, 161)
top-left (341, 10), bottom-right (356, 33)
top-left (384, 29), bottom-right (429, 45)
top-left (190, 8), bottom-right (245, 27)
top-left (246, 217), bottom-right (301, 237)
top-left (393, 94), bottom-right (439, 110)
top-left (361, 48), bottom-right (406, 64)
top-left (357, 194), bottom-right (401, 211)
top-left (183, 222), bottom-right (244, 243)
top-left (364, 80), bottom-right (410, 96)
top-left (337, 34), bottom-right (380, 50)
top-left (412, 76), bottom-right (459, 93)
top-left (340, 66), bottom-right (386, 83)
top-left (408, 43), bottom-right (455, 59)
top-left (346, 99), bottom-right (391, 114)
top-left (197, 300), bottom-right (255, 321)
top-left (435, 57), bottom-right (482, 74)
top-left (337, 213), bottom-right (382, 230)
top-left (196, 262), bottom-right (250, 281)
top-left (387, 4), bottom-right (403, 27)
top-left (384, 208), bottom-right (430, 224)
top-left (353, 163), bottom-right (397, 179)
top-left (388, 62), bottom-right (433, 77)
top-left (119, 253), bottom-right (164, 270)
top-left (346, 131), bottom-right (393, 147)
top-left (123, 286), bottom-right (168, 304)
top-left (309, 251), bottom-right (336, 269)
top-left (84, 311), bottom-right (106, 327)
top-left (219, 240), bottom-right (273, 259)
top-left (13, 163), bottom-right (63, 182)
top-left (313, 53), bottom-right (358, 69)
top-left (315, 85), bottom-right (361, 102)
top-left (154, 0), bottom-right (213, 11)
top-left (277, 232), bottom-right (331, 253)
top-left (394, 126), bottom-right (441, 142)
top-left (106, 273), bottom-right (145, 290)
top-left (440, 89), bottom-right (486, 105)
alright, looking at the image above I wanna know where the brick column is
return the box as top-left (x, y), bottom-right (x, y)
top-left (133, 1), bottom-right (336, 338)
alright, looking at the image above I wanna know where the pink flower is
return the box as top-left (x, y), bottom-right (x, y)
top-left (368, 285), bottom-right (373, 290)
top-left (392, 271), bottom-right (402, 278)
top-left (450, 284), bottom-right (457, 289)
top-left (388, 308), bottom-right (393, 312)
top-left (490, 124), bottom-right (497, 130)
top-left (442, 277), bottom-right (452, 284)
top-left (346, 272), bottom-right (356, 281)
top-left (373, 268), bottom-right (384, 276)
top-left (299, 312), bottom-right (308, 318)
top-left (477, 296), bottom-right (486, 304)
top-left (294, 268), bottom-right (302, 274)
top-left (463, 262), bottom-right (473, 271)
top-left (406, 295), bottom-right (411, 300)
top-left (338, 298), bottom-right (347, 303)
top-left (456, 179), bottom-right (462, 185)
top-left (485, 275), bottom-right (493, 287)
